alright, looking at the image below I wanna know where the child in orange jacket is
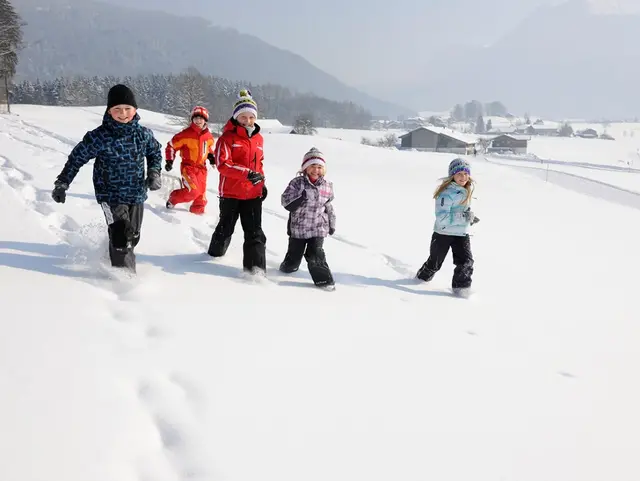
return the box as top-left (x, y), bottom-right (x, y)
top-left (165, 106), bottom-right (216, 214)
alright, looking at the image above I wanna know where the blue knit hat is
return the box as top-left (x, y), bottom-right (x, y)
top-left (448, 158), bottom-right (471, 177)
top-left (232, 89), bottom-right (258, 120)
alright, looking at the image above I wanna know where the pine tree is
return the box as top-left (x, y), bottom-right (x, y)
top-left (0, 0), bottom-right (23, 112)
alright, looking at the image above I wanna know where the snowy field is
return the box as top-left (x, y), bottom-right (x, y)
top-left (1, 105), bottom-right (639, 481)
top-left (484, 135), bottom-right (640, 194)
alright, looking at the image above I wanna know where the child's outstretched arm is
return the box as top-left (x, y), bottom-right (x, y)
top-left (55, 131), bottom-right (102, 187)
top-left (281, 178), bottom-right (305, 211)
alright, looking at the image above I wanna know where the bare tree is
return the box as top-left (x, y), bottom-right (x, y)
top-left (167, 67), bottom-right (208, 125)
top-left (0, 0), bottom-right (23, 113)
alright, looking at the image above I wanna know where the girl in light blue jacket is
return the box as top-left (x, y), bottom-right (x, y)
top-left (416, 158), bottom-right (479, 296)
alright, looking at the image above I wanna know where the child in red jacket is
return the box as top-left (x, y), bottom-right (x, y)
top-left (165, 106), bottom-right (216, 214)
top-left (207, 89), bottom-right (267, 275)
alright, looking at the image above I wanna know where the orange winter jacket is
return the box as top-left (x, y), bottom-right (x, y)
top-left (165, 123), bottom-right (216, 168)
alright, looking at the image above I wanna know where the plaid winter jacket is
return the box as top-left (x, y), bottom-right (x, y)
top-left (281, 174), bottom-right (335, 239)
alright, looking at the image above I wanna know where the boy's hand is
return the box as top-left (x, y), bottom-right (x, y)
top-left (145, 171), bottom-right (162, 191)
top-left (207, 153), bottom-right (216, 167)
top-left (261, 185), bottom-right (268, 201)
top-left (164, 161), bottom-right (173, 172)
top-left (51, 183), bottom-right (68, 204)
top-left (247, 171), bottom-right (264, 185)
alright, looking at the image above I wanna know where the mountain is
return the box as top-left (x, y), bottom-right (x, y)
top-left (96, 0), bottom-right (551, 100)
top-left (12, 0), bottom-right (412, 118)
top-left (392, 0), bottom-right (640, 119)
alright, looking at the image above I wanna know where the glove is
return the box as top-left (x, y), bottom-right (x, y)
top-left (51, 183), bottom-right (68, 203)
top-left (329, 227), bottom-right (335, 236)
top-left (247, 171), bottom-right (265, 185)
top-left (207, 153), bottom-right (216, 167)
top-left (164, 161), bottom-right (173, 172)
top-left (145, 171), bottom-right (162, 191)
top-left (261, 185), bottom-right (268, 201)
top-left (464, 208), bottom-right (480, 225)
top-left (284, 190), bottom-right (306, 212)
top-left (463, 208), bottom-right (475, 223)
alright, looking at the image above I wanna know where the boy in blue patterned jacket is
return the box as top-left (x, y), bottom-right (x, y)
top-left (51, 84), bottom-right (163, 272)
top-left (416, 158), bottom-right (479, 296)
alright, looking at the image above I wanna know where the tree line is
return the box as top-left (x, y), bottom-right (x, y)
top-left (10, 69), bottom-right (373, 129)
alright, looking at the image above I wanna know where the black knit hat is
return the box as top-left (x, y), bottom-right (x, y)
top-left (107, 84), bottom-right (137, 110)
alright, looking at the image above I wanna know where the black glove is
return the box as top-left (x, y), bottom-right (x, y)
top-left (284, 190), bottom-right (306, 212)
top-left (207, 153), bottom-right (216, 167)
top-left (164, 161), bottom-right (173, 172)
top-left (471, 216), bottom-right (480, 225)
top-left (145, 171), bottom-right (162, 191)
top-left (261, 185), bottom-right (268, 201)
top-left (247, 171), bottom-right (265, 185)
top-left (329, 227), bottom-right (335, 236)
top-left (51, 183), bottom-right (68, 204)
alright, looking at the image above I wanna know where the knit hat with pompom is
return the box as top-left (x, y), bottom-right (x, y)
top-left (232, 89), bottom-right (258, 120)
top-left (300, 147), bottom-right (325, 172)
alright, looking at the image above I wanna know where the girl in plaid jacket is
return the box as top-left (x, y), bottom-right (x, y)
top-left (279, 147), bottom-right (336, 289)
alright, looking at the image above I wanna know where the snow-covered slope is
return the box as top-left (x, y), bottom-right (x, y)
top-left (1, 105), bottom-right (639, 481)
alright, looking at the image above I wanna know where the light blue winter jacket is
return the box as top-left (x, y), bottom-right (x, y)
top-left (433, 182), bottom-right (472, 236)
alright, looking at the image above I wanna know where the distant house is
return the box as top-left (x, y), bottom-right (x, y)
top-left (402, 117), bottom-right (426, 130)
top-left (399, 126), bottom-right (477, 154)
top-left (599, 132), bottom-right (615, 140)
top-left (517, 124), bottom-right (559, 136)
top-left (487, 134), bottom-right (530, 154)
top-left (576, 128), bottom-right (598, 139)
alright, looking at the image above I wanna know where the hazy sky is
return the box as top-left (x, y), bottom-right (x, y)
top-left (175, 0), bottom-right (555, 94)
top-left (99, 0), bottom-right (638, 115)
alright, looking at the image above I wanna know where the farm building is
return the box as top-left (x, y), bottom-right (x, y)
top-left (487, 134), bottom-right (530, 154)
top-left (399, 126), bottom-right (477, 154)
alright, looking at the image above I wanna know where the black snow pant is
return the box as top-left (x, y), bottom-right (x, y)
top-left (207, 197), bottom-right (266, 272)
top-left (100, 203), bottom-right (144, 272)
top-left (279, 237), bottom-right (334, 287)
top-left (416, 232), bottom-right (474, 288)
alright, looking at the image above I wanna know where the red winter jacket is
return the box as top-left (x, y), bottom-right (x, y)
top-left (215, 118), bottom-right (265, 200)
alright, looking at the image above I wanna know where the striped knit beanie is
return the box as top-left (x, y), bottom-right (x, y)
top-left (448, 158), bottom-right (471, 177)
top-left (232, 89), bottom-right (258, 120)
top-left (301, 147), bottom-right (325, 172)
